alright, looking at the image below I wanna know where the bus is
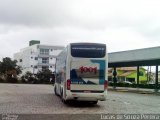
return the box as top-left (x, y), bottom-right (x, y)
top-left (54, 43), bottom-right (108, 104)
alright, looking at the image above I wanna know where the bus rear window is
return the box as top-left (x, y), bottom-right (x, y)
top-left (71, 43), bottom-right (106, 58)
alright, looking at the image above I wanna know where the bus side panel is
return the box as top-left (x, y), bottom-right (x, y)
top-left (55, 48), bottom-right (67, 97)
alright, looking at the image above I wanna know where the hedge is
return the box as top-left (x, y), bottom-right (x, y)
top-left (109, 83), bottom-right (160, 89)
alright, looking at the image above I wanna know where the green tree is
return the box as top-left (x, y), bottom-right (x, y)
top-left (0, 57), bottom-right (22, 83)
top-left (22, 71), bottom-right (37, 83)
top-left (36, 69), bottom-right (52, 84)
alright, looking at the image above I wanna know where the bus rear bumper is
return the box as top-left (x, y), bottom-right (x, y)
top-left (65, 90), bottom-right (107, 101)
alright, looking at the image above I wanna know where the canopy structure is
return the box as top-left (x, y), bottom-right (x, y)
top-left (108, 46), bottom-right (160, 67)
top-left (108, 46), bottom-right (160, 92)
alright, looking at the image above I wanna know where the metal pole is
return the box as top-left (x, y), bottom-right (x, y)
top-left (113, 67), bottom-right (117, 89)
top-left (149, 66), bottom-right (151, 81)
top-left (137, 66), bottom-right (139, 88)
top-left (155, 65), bottom-right (158, 92)
top-left (147, 66), bottom-right (149, 82)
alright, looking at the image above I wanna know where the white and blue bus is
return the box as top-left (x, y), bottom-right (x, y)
top-left (54, 43), bottom-right (108, 104)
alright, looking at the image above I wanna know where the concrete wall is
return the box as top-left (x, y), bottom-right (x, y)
top-left (14, 44), bottom-right (64, 75)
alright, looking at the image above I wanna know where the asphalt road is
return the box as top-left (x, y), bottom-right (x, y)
top-left (0, 84), bottom-right (160, 119)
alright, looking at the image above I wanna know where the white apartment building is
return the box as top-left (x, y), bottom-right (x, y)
top-left (14, 41), bottom-right (64, 75)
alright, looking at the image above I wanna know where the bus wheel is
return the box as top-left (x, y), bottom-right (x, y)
top-left (62, 98), bottom-right (69, 104)
top-left (60, 90), bottom-right (64, 100)
top-left (62, 98), bottom-right (66, 103)
top-left (61, 90), bottom-right (68, 104)
top-left (54, 86), bottom-right (58, 96)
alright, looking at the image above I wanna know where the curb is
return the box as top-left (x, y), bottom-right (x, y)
top-left (108, 88), bottom-right (158, 94)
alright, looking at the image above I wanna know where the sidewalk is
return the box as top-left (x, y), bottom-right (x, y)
top-left (108, 86), bottom-right (160, 94)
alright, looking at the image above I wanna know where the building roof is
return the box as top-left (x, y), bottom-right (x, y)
top-left (116, 67), bottom-right (137, 71)
top-left (19, 44), bottom-right (64, 52)
top-left (118, 71), bottom-right (133, 77)
top-left (108, 71), bottom-right (133, 77)
top-left (108, 67), bottom-right (146, 71)
top-left (109, 46), bottom-right (160, 64)
top-left (108, 67), bottom-right (146, 77)
top-left (108, 72), bottom-right (113, 77)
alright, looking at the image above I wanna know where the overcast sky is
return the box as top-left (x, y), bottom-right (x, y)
top-left (0, 0), bottom-right (160, 60)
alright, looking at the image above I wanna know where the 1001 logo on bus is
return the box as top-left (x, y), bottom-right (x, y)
top-left (79, 66), bottom-right (97, 74)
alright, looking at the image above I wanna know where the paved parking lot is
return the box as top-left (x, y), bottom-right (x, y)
top-left (0, 83), bottom-right (160, 115)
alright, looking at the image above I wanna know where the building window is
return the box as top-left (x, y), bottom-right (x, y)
top-left (42, 66), bottom-right (49, 70)
top-left (35, 57), bottom-right (38, 60)
top-left (19, 59), bottom-right (22, 62)
top-left (31, 57), bottom-right (33, 59)
top-left (50, 66), bottom-right (52, 68)
top-left (34, 66), bottom-right (37, 69)
top-left (40, 49), bottom-right (49, 55)
top-left (50, 57), bottom-right (52, 59)
top-left (42, 58), bottom-right (49, 64)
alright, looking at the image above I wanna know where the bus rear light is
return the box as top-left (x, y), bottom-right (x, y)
top-left (104, 80), bottom-right (108, 90)
top-left (67, 79), bottom-right (71, 90)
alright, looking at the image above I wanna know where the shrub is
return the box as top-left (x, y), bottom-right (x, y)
top-left (109, 82), bottom-right (160, 89)
top-left (21, 71), bottom-right (38, 84)
top-left (6, 75), bottom-right (18, 83)
top-left (36, 69), bottom-right (52, 84)
top-left (0, 78), bottom-right (4, 83)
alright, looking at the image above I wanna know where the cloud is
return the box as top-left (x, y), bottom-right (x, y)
top-left (0, 0), bottom-right (160, 60)
top-left (0, 0), bottom-right (160, 29)
top-left (0, 0), bottom-right (70, 27)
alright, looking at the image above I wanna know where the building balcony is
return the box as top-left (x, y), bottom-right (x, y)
top-left (37, 63), bottom-right (54, 66)
top-left (38, 54), bottom-right (57, 58)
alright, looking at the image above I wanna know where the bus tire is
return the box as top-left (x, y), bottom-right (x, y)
top-left (63, 99), bottom-right (69, 104)
top-left (60, 89), bottom-right (63, 99)
top-left (61, 90), bottom-right (68, 104)
top-left (62, 98), bottom-right (69, 104)
top-left (54, 86), bottom-right (58, 96)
